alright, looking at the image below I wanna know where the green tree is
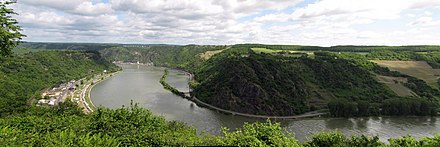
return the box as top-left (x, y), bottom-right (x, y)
top-left (1, 0), bottom-right (25, 57)
top-left (328, 99), bottom-right (358, 117)
top-left (220, 120), bottom-right (300, 146)
top-left (357, 100), bottom-right (370, 116)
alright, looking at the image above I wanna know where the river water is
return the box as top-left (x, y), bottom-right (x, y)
top-left (91, 64), bottom-right (440, 142)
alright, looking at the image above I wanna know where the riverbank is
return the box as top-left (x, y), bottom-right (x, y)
top-left (160, 69), bottom-right (187, 97)
top-left (87, 71), bottom-right (121, 110)
top-left (74, 70), bottom-right (121, 113)
top-left (159, 69), bottom-right (328, 119)
top-left (89, 64), bottom-right (440, 143)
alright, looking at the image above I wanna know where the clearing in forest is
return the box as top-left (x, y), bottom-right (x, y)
top-left (376, 75), bottom-right (417, 97)
top-left (371, 60), bottom-right (440, 87)
top-left (199, 49), bottom-right (224, 60)
top-left (251, 48), bottom-right (280, 53)
top-left (251, 48), bottom-right (315, 57)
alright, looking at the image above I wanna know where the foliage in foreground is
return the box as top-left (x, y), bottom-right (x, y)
top-left (0, 102), bottom-right (216, 146)
top-left (1, 102), bottom-right (440, 146)
top-left (0, 0), bottom-right (25, 57)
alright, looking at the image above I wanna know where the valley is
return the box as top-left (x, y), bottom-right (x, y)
top-left (2, 43), bottom-right (440, 146)
top-left (3, 0), bottom-right (440, 145)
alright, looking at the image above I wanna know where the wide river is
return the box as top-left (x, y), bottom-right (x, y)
top-left (91, 64), bottom-right (440, 142)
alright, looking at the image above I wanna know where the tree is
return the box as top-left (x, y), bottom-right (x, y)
top-left (357, 100), bottom-right (370, 116)
top-left (1, 0), bottom-right (25, 57)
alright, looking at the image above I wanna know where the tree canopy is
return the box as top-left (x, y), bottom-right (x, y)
top-left (0, 0), bottom-right (25, 57)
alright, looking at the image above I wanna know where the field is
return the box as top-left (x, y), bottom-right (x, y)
top-left (371, 60), bottom-right (440, 87)
top-left (251, 48), bottom-right (315, 58)
top-left (199, 49), bottom-right (224, 60)
top-left (251, 48), bottom-right (280, 53)
top-left (376, 75), bottom-right (417, 97)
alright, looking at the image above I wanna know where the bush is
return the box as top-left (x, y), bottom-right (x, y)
top-left (220, 120), bottom-right (300, 146)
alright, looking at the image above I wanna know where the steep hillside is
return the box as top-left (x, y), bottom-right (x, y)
top-left (193, 48), bottom-right (397, 116)
top-left (99, 45), bottom-right (228, 71)
top-left (0, 51), bottom-right (119, 116)
top-left (17, 42), bottom-right (118, 51)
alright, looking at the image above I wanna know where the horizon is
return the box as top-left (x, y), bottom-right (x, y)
top-left (10, 0), bottom-right (440, 46)
top-left (20, 41), bottom-right (440, 47)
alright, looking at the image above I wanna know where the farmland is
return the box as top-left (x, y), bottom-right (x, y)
top-left (376, 75), bottom-right (417, 97)
top-left (251, 47), bottom-right (314, 58)
top-left (251, 47), bottom-right (280, 53)
top-left (371, 60), bottom-right (440, 87)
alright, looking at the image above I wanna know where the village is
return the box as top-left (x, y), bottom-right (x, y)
top-left (36, 70), bottom-right (117, 113)
top-left (112, 61), bottom-right (154, 66)
top-left (37, 80), bottom-right (79, 107)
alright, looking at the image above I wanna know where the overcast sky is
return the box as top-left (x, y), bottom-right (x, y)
top-left (10, 0), bottom-right (440, 46)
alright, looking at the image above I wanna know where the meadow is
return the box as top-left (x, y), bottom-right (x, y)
top-left (372, 60), bottom-right (440, 87)
top-left (376, 75), bottom-right (417, 97)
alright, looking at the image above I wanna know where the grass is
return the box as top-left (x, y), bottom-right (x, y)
top-left (251, 48), bottom-right (315, 58)
top-left (199, 49), bottom-right (224, 60)
top-left (371, 60), bottom-right (440, 87)
top-left (251, 48), bottom-right (280, 53)
top-left (376, 75), bottom-right (417, 97)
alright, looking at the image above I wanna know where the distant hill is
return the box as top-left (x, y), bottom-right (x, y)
top-left (235, 44), bottom-right (440, 52)
top-left (99, 45), bottom-right (228, 71)
top-left (16, 42), bottom-right (179, 51)
top-left (17, 42), bottom-right (118, 51)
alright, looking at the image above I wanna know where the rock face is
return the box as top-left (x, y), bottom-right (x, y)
top-left (194, 54), bottom-right (309, 116)
top-left (193, 49), bottom-right (397, 116)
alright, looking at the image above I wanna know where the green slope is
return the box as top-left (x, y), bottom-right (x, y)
top-left (0, 51), bottom-right (119, 116)
top-left (99, 45), bottom-right (228, 71)
top-left (193, 48), bottom-right (397, 116)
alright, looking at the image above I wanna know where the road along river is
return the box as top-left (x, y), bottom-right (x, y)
top-left (91, 64), bottom-right (440, 142)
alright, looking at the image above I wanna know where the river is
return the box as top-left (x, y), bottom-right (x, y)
top-left (91, 64), bottom-right (440, 142)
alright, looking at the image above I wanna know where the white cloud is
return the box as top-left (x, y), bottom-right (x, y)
top-left (72, 2), bottom-right (113, 16)
top-left (19, 0), bottom-right (87, 10)
top-left (409, 0), bottom-right (440, 9)
top-left (19, 0), bottom-right (112, 16)
top-left (8, 0), bottom-right (440, 46)
top-left (292, 0), bottom-right (409, 26)
top-left (408, 16), bottom-right (440, 27)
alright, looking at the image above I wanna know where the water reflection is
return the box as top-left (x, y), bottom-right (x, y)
top-left (91, 64), bottom-right (440, 142)
top-left (325, 118), bottom-right (355, 130)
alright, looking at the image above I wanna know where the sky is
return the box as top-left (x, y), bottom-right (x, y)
top-left (8, 0), bottom-right (440, 46)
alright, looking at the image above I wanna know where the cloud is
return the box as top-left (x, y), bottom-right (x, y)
top-left (19, 0), bottom-right (86, 10)
top-left (19, 0), bottom-right (112, 16)
top-left (408, 16), bottom-right (440, 27)
top-left (9, 0), bottom-right (440, 46)
top-left (409, 0), bottom-right (440, 9)
top-left (292, 0), bottom-right (409, 25)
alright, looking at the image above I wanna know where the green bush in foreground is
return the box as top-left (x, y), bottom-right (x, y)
top-left (219, 121), bottom-right (300, 146)
top-left (1, 102), bottom-right (440, 146)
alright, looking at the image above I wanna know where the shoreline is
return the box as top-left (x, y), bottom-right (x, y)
top-left (82, 70), bottom-right (122, 113)
top-left (160, 69), bottom-right (329, 120)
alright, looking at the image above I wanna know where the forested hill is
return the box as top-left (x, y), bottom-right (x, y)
top-left (192, 48), bottom-right (397, 116)
top-left (17, 42), bottom-right (118, 51)
top-left (0, 51), bottom-right (119, 116)
top-left (236, 44), bottom-right (440, 52)
top-left (96, 44), bottom-right (439, 116)
top-left (99, 45), bottom-right (228, 71)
